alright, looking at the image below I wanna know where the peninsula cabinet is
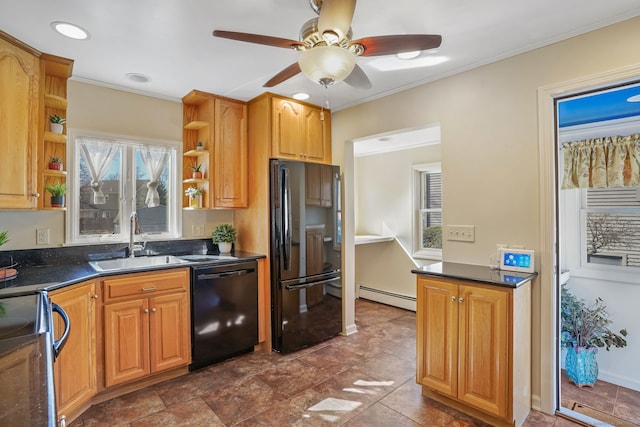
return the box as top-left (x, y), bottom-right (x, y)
top-left (182, 90), bottom-right (248, 209)
top-left (50, 280), bottom-right (98, 426)
top-left (101, 268), bottom-right (190, 388)
top-left (0, 31), bottom-right (40, 209)
top-left (416, 275), bottom-right (532, 427)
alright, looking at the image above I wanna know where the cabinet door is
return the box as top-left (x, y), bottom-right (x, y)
top-left (458, 285), bottom-right (509, 417)
top-left (272, 98), bottom-right (303, 160)
top-left (303, 106), bottom-right (331, 163)
top-left (104, 299), bottom-right (150, 387)
top-left (416, 277), bottom-right (458, 397)
top-left (305, 163), bottom-right (333, 207)
top-left (50, 282), bottom-right (97, 421)
top-left (214, 98), bottom-right (248, 208)
top-left (0, 37), bottom-right (39, 209)
top-left (149, 293), bottom-right (191, 373)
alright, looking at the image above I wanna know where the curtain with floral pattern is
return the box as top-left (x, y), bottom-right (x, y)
top-left (561, 133), bottom-right (640, 189)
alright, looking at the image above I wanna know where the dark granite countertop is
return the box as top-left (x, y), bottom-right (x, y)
top-left (412, 262), bottom-right (537, 288)
top-left (0, 239), bottom-right (265, 296)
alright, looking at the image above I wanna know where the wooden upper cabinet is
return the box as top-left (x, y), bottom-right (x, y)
top-left (271, 95), bottom-right (331, 164)
top-left (214, 97), bottom-right (248, 208)
top-left (0, 34), bottom-right (40, 209)
top-left (182, 90), bottom-right (248, 209)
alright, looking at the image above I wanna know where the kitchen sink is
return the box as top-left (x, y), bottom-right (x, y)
top-left (89, 255), bottom-right (189, 273)
top-left (176, 254), bottom-right (238, 262)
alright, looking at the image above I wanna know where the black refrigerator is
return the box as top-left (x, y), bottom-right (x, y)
top-left (270, 159), bottom-right (342, 353)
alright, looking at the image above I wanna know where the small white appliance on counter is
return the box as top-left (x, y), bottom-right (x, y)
top-left (498, 248), bottom-right (535, 273)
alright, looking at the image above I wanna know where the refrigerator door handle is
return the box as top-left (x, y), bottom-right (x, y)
top-left (285, 276), bottom-right (341, 290)
top-left (282, 166), bottom-right (292, 271)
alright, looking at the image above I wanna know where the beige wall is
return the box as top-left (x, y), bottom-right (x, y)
top-left (332, 16), bottom-right (640, 413)
top-left (0, 81), bottom-right (232, 251)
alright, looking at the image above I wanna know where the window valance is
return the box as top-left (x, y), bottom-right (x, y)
top-left (561, 134), bottom-right (640, 189)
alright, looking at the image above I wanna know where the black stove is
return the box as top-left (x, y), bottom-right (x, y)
top-left (0, 293), bottom-right (46, 340)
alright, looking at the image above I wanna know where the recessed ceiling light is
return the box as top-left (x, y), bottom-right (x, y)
top-left (628, 94), bottom-right (640, 103)
top-left (292, 92), bottom-right (310, 100)
top-left (51, 21), bottom-right (89, 40)
top-left (396, 51), bottom-right (421, 60)
top-left (125, 73), bottom-right (152, 83)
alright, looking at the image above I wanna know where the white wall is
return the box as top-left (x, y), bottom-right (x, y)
top-left (0, 81), bottom-right (232, 251)
top-left (331, 16), bottom-right (640, 413)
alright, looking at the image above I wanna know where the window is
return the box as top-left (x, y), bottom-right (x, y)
top-left (582, 187), bottom-right (640, 268)
top-left (67, 132), bottom-right (181, 244)
top-left (413, 163), bottom-right (442, 259)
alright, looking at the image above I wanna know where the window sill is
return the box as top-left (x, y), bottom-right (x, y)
top-left (570, 265), bottom-right (640, 285)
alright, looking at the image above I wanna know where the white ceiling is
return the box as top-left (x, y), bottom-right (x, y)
top-left (1, 0), bottom-right (639, 112)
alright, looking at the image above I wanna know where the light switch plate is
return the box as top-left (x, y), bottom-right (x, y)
top-left (446, 225), bottom-right (475, 242)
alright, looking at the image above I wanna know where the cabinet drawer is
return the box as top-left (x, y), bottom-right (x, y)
top-left (103, 268), bottom-right (189, 302)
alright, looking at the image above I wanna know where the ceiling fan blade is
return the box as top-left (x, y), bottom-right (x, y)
top-left (352, 34), bottom-right (442, 57)
top-left (344, 64), bottom-right (372, 90)
top-left (318, 0), bottom-right (356, 43)
top-left (213, 30), bottom-right (304, 50)
top-left (263, 62), bottom-right (302, 87)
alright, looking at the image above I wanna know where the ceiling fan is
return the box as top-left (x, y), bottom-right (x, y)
top-left (213, 0), bottom-right (442, 89)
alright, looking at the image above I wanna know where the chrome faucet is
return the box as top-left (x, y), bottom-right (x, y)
top-left (129, 212), bottom-right (144, 257)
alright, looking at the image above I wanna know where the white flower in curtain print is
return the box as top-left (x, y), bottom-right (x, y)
top-left (141, 147), bottom-right (170, 207)
top-left (79, 138), bottom-right (119, 204)
top-left (561, 134), bottom-right (640, 189)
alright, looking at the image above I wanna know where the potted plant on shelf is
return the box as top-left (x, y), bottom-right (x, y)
top-left (48, 115), bottom-right (66, 134)
top-left (196, 141), bottom-right (204, 151)
top-left (185, 186), bottom-right (203, 208)
top-left (44, 181), bottom-right (67, 207)
top-left (192, 163), bottom-right (203, 179)
top-left (561, 283), bottom-right (628, 387)
top-left (211, 223), bottom-right (236, 254)
top-left (48, 156), bottom-right (63, 171)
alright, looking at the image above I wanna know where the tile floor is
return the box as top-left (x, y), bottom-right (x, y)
top-left (560, 369), bottom-right (640, 425)
top-left (73, 299), bottom-right (583, 426)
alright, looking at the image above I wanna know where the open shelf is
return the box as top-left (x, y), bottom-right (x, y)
top-left (184, 121), bottom-right (209, 130)
top-left (44, 94), bottom-right (68, 110)
top-left (44, 132), bottom-right (67, 144)
top-left (184, 149), bottom-right (209, 157)
top-left (43, 170), bottom-right (67, 177)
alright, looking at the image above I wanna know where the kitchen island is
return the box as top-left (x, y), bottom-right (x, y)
top-left (413, 262), bottom-right (536, 427)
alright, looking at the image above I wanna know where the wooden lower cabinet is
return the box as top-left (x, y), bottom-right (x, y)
top-left (102, 268), bottom-right (191, 388)
top-left (50, 280), bottom-right (98, 426)
top-left (416, 275), bottom-right (531, 427)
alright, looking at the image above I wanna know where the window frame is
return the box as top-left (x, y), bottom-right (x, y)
top-left (412, 162), bottom-right (442, 260)
top-left (66, 129), bottom-right (182, 245)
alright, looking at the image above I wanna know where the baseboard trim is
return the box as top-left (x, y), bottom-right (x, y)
top-left (358, 285), bottom-right (416, 311)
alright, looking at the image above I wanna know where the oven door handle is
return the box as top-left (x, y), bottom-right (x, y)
top-left (52, 303), bottom-right (70, 359)
top-left (285, 276), bottom-right (341, 291)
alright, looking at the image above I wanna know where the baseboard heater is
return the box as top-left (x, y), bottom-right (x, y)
top-left (358, 285), bottom-right (416, 312)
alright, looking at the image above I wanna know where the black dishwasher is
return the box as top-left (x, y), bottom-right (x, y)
top-left (190, 260), bottom-right (258, 371)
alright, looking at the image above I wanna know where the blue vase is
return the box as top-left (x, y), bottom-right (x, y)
top-left (565, 346), bottom-right (598, 387)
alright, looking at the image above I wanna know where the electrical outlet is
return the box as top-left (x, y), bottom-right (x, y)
top-left (445, 225), bottom-right (475, 242)
top-left (36, 228), bottom-right (50, 245)
top-left (192, 224), bottom-right (205, 237)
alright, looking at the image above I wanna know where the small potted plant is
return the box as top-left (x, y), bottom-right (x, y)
top-left (561, 283), bottom-right (628, 387)
top-left (49, 115), bottom-right (66, 134)
top-left (44, 181), bottom-right (68, 207)
top-left (48, 156), bottom-right (63, 171)
top-left (211, 223), bottom-right (236, 253)
top-left (196, 141), bottom-right (204, 151)
top-left (192, 163), bottom-right (203, 179)
top-left (185, 186), bottom-right (203, 208)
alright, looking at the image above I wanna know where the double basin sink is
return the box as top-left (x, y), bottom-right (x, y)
top-left (89, 254), bottom-right (237, 273)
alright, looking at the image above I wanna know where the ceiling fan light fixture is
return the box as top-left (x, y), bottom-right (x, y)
top-left (317, 0), bottom-right (356, 44)
top-left (299, 45), bottom-right (356, 86)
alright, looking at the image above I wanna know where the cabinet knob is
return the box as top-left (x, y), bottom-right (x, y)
top-left (450, 296), bottom-right (456, 302)
top-left (144, 308), bottom-right (149, 313)
top-left (151, 307), bottom-right (157, 313)
top-left (92, 294), bottom-right (99, 299)
top-left (458, 297), bottom-right (464, 303)
top-left (32, 192), bottom-right (40, 198)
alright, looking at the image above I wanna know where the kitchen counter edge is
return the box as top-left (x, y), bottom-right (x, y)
top-left (412, 261), bottom-right (537, 289)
